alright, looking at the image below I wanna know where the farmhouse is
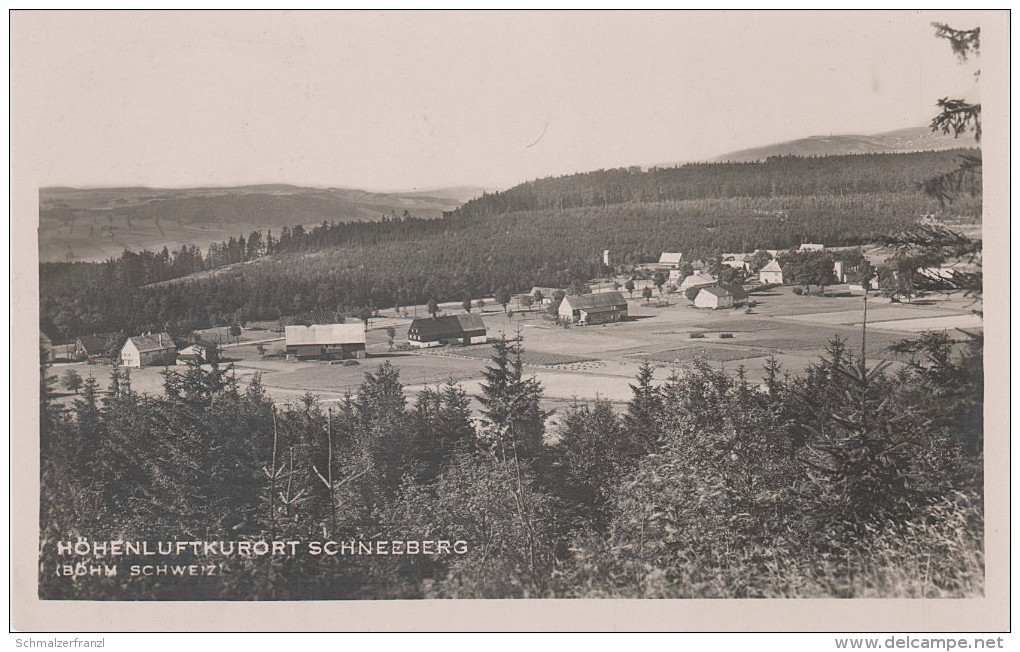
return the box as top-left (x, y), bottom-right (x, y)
top-left (800, 243), bottom-right (825, 251)
top-left (694, 286), bottom-right (735, 310)
top-left (285, 324), bottom-right (367, 359)
top-left (758, 259), bottom-right (784, 284)
top-left (73, 334), bottom-right (107, 360)
top-left (679, 272), bottom-right (716, 294)
top-left (408, 314), bottom-right (487, 347)
top-left (120, 332), bottom-right (177, 368)
top-left (658, 252), bottom-right (683, 268)
top-left (558, 291), bottom-right (629, 325)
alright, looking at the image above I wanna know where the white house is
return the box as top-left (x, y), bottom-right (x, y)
top-left (758, 259), bottom-right (784, 284)
top-left (694, 286), bottom-right (735, 310)
top-left (120, 332), bottom-right (177, 368)
top-left (799, 243), bottom-right (825, 251)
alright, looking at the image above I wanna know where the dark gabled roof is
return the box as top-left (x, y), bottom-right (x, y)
top-left (561, 291), bottom-right (628, 311)
top-left (76, 335), bottom-right (106, 353)
top-left (409, 314), bottom-right (487, 339)
top-left (721, 283), bottom-right (748, 300)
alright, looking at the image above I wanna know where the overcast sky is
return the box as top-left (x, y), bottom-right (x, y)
top-left (13, 10), bottom-right (984, 192)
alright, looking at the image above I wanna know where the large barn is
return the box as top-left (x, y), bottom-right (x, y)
top-left (558, 291), bottom-right (629, 325)
top-left (120, 332), bottom-right (177, 368)
top-left (408, 314), bottom-right (487, 348)
top-left (285, 324), bottom-right (367, 360)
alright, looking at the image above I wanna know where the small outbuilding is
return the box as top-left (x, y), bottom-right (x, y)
top-left (285, 324), bottom-right (367, 360)
top-left (408, 314), bottom-right (487, 348)
top-left (558, 291), bottom-right (629, 325)
top-left (177, 339), bottom-right (220, 364)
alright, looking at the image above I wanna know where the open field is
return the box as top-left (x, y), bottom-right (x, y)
top-left (638, 346), bottom-right (772, 364)
top-left (52, 285), bottom-right (981, 416)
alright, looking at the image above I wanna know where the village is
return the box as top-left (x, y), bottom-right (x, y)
top-left (41, 243), bottom-right (980, 417)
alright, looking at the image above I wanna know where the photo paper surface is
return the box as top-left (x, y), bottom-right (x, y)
top-left (11, 10), bottom-right (1010, 632)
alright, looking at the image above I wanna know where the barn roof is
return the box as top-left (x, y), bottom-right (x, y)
top-left (760, 259), bottom-right (783, 272)
top-left (409, 314), bottom-right (487, 338)
top-left (76, 335), bottom-right (106, 354)
top-left (127, 332), bottom-right (175, 353)
top-left (658, 252), bottom-right (683, 265)
top-left (285, 324), bottom-right (366, 346)
top-left (562, 291), bottom-right (628, 311)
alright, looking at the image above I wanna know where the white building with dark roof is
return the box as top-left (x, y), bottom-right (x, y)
top-left (694, 286), bottom-right (735, 310)
top-left (285, 324), bottom-right (366, 359)
top-left (558, 291), bottom-right (629, 325)
top-left (120, 332), bottom-right (177, 368)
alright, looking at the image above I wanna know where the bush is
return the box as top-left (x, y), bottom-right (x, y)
top-left (792, 287), bottom-right (804, 295)
top-left (719, 333), bottom-right (734, 339)
top-left (689, 332), bottom-right (705, 339)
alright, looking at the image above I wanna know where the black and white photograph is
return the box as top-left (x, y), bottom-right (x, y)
top-left (11, 9), bottom-right (1009, 633)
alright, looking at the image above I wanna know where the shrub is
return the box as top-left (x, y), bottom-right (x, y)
top-left (792, 287), bottom-right (804, 295)
top-left (689, 332), bottom-right (705, 339)
top-left (719, 333), bottom-right (734, 339)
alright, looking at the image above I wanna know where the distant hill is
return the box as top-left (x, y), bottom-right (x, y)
top-left (38, 184), bottom-right (485, 262)
top-left (711, 126), bottom-right (978, 163)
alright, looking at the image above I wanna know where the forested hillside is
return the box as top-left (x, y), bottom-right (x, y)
top-left (40, 150), bottom-right (980, 339)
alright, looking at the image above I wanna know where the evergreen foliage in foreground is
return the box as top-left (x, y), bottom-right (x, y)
top-left (39, 328), bottom-right (982, 600)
